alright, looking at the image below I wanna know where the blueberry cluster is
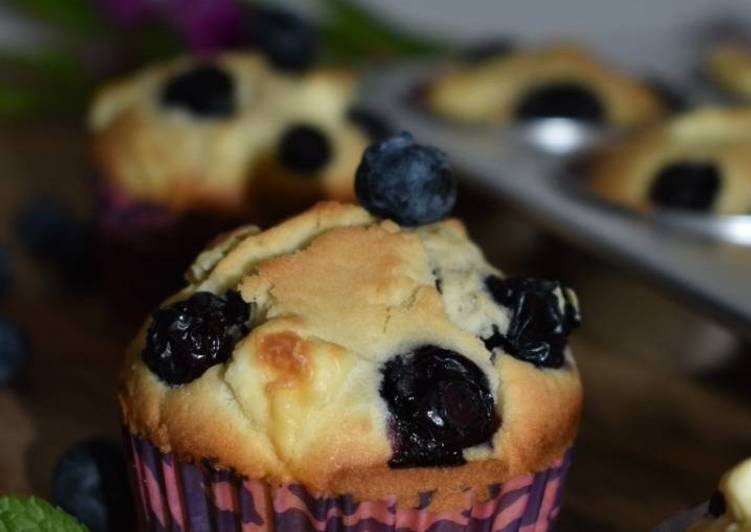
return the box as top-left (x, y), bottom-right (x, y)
top-left (648, 161), bottom-right (720, 212)
top-left (355, 132), bottom-right (457, 226)
top-left (161, 65), bottom-right (235, 118)
top-left (380, 345), bottom-right (500, 468)
top-left (142, 290), bottom-right (250, 385)
top-left (483, 276), bottom-right (580, 369)
top-left (514, 82), bottom-right (605, 124)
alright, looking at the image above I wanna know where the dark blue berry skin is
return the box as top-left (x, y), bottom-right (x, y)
top-left (15, 198), bottom-right (94, 285)
top-left (355, 133), bottom-right (457, 226)
top-left (514, 82), bottom-right (605, 124)
top-left (648, 161), bottom-right (720, 212)
top-left (380, 345), bottom-right (499, 468)
top-left (142, 290), bottom-right (250, 386)
top-left (161, 65), bottom-right (235, 118)
top-left (460, 38), bottom-right (516, 63)
top-left (245, 5), bottom-right (317, 72)
top-left (0, 246), bottom-right (10, 297)
top-left (52, 438), bottom-right (134, 532)
top-left (0, 319), bottom-right (27, 386)
top-left (484, 276), bottom-right (580, 369)
top-left (347, 107), bottom-right (393, 141)
top-left (278, 124), bottom-right (332, 175)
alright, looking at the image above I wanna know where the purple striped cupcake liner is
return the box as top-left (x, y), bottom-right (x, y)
top-left (125, 431), bottom-right (572, 532)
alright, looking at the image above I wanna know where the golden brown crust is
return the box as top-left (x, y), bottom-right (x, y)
top-left (89, 53), bottom-right (369, 217)
top-left (424, 43), bottom-right (667, 129)
top-left (119, 202), bottom-right (582, 508)
top-left (589, 107), bottom-right (751, 214)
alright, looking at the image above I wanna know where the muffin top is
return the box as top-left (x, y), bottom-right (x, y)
top-left (589, 107), bottom-right (751, 214)
top-left (119, 135), bottom-right (582, 509)
top-left (89, 53), bottom-right (381, 219)
top-left (688, 458), bottom-right (751, 532)
top-left (424, 43), bottom-right (669, 129)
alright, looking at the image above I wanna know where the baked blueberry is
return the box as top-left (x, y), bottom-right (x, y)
top-left (278, 124), bottom-right (332, 175)
top-left (52, 438), bottom-right (134, 532)
top-left (648, 161), bottom-right (721, 212)
top-left (0, 318), bottom-right (27, 386)
top-left (355, 132), bottom-right (457, 226)
top-left (347, 106), bottom-right (392, 141)
top-left (245, 5), bottom-right (317, 72)
top-left (161, 65), bottom-right (235, 118)
top-left (380, 345), bottom-right (499, 468)
top-left (484, 276), bottom-right (580, 368)
top-left (142, 290), bottom-right (250, 385)
top-left (514, 82), bottom-right (605, 124)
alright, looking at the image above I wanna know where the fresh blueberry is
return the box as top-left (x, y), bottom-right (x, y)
top-left (142, 290), bottom-right (250, 385)
top-left (15, 198), bottom-right (94, 286)
top-left (380, 345), bottom-right (500, 468)
top-left (161, 64), bottom-right (235, 118)
top-left (514, 82), bottom-right (605, 124)
top-left (347, 106), bottom-right (393, 141)
top-left (245, 4), bottom-right (317, 72)
top-left (52, 438), bottom-right (134, 532)
top-left (484, 276), bottom-right (580, 369)
top-left (460, 38), bottom-right (515, 63)
top-left (278, 124), bottom-right (332, 175)
top-left (648, 161), bottom-right (721, 212)
top-left (708, 490), bottom-right (726, 517)
top-left (355, 132), bottom-right (457, 226)
top-left (0, 246), bottom-right (10, 297)
top-left (0, 319), bottom-right (27, 386)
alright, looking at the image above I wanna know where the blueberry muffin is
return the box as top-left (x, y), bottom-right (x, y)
top-left (424, 43), bottom-right (670, 129)
top-left (89, 52), bottom-right (385, 223)
top-left (588, 108), bottom-right (751, 214)
top-left (120, 134), bottom-right (582, 530)
top-left (90, 52), bottom-right (388, 318)
top-left (706, 43), bottom-right (751, 100)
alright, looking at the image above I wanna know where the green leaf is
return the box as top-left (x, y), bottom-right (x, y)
top-left (0, 496), bottom-right (88, 532)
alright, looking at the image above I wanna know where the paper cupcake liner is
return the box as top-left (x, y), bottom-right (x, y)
top-left (125, 432), bottom-right (572, 532)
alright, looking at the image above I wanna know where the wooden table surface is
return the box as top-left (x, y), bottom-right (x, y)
top-left (1, 124), bottom-right (750, 531)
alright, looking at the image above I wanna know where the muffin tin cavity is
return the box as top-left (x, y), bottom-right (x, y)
top-left (278, 124), bottom-right (333, 175)
top-left (142, 290), bottom-right (251, 385)
top-left (161, 64), bottom-right (236, 118)
top-left (648, 161), bottom-right (721, 212)
top-left (380, 345), bottom-right (500, 468)
top-left (514, 82), bottom-right (605, 124)
top-left (483, 276), bottom-right (580, 369)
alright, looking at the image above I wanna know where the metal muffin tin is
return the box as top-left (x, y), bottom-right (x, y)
top-left (360, 60), bottom-right (751, 334)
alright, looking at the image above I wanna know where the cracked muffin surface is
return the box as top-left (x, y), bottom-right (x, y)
top-left (120, 202), bottom-right (582, 508)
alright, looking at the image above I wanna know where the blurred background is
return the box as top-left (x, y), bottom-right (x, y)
top-left (1, 1), bottom-right (751, 531)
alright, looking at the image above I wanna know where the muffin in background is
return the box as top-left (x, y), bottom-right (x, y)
top-left (706, 43), bottom-right (751, 100)
top-left (89, 52), bottom-right (387, 316)
top-left (120, 135), bottom-right (582, 531)
top-left (588, 107), bottom-right (751, 214)
top-left (423, 42), bottom-right (673, 129)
